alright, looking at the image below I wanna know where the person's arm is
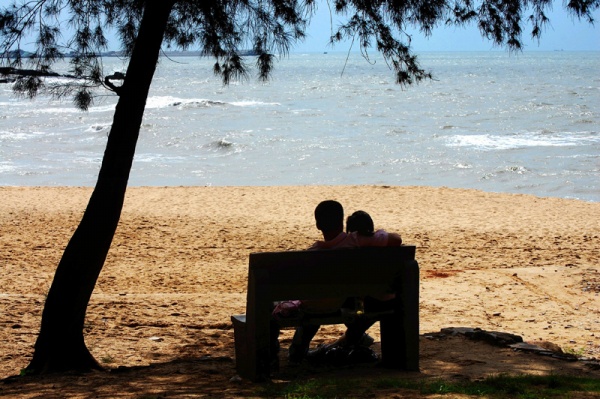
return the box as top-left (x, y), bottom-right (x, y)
top-left (386, 232), bottom-right (403, 246)
top-left (359, 229), bottom-right (402, 247)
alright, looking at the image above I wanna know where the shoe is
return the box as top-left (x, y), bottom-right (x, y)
top-left (306, 343), bottom-right (332, 363)
top-left (346, 345), bottom-right (379, 364)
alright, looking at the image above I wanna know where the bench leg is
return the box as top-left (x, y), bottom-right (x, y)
top-left (231, 315), bottom-right (281, 381)
top-left (380, 313), bottom-right (418, 370)
top-left (380, 263), bottom-right (419, 371)
top-left (231, 315), bottom-right (256, 380)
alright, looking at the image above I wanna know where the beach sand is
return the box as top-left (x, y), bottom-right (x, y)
top-left (1, 185), bottom-right (599, 397)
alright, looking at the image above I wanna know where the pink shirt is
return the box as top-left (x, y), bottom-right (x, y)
top-left (308, 230), bottom-right (390, 250)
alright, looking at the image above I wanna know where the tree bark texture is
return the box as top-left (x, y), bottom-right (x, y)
top-left (26, 1), bottom-right (176, 374)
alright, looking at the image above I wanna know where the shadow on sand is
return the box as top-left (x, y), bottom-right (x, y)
top-left (2, 331), bottom-right (599, 399)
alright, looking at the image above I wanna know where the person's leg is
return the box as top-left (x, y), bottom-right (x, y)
top-left (289, 324), bottom-right (320, 362)
top-left (269, 320), bottom-right (281, 371)
top-left (343, 318), bottom-right (376, 345)
top-left (341, 296), bottom-right (396, 346)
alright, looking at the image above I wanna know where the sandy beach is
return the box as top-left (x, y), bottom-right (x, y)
top-left (1, 185), bottom-right (599, 397)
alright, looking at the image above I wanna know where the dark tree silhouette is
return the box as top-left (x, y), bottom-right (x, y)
top-left (1, 0), bottom-right (597, 374)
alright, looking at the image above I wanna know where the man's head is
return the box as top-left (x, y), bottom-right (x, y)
top-left (314, 200), bottom-right (344, 235)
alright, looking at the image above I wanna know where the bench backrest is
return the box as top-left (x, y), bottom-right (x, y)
top-left (245, 246), bottom-right (417, 317)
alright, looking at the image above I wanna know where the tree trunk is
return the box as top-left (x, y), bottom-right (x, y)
top-left (25, 1), bottom-right (176, 374)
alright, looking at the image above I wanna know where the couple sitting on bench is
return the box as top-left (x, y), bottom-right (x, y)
top-left (271, 200), bottom-right (404, 366)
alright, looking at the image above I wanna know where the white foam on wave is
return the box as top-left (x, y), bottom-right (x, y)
top-left (0, 130), bottom-right (47, 141)
top-left (87, 103), bottom-right (118, 113)
top-left (32, 103), bottom-right (117, 114)
top-left (145, 96), bottom-right (228, 109)
top-left (230, 100), bottom-right (280, 107)
top-left (0, 101), bottom-right (23, 107)
top-left (134, 153), bottom-right (187, 163)
top-left (144, 96), bottom-right (279, 110)
top-left (0, 162), bottom-right (16, 173)
top-left (447, 131), bottom-right (599, 150)
top-left (0, 93), bottom-right (116, 115)
top-left (72, 156), bottom-right (101, 165)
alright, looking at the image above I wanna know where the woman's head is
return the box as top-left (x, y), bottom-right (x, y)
top-left (346, 210), bottom-right (374, 236)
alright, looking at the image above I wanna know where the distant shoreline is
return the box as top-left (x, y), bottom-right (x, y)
top-left (3, 49), bottom-right (599, 60)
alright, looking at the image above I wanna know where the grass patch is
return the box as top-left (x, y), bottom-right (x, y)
top-left (264, 378), bottom-right (363, 398)
top-left (380, 374), bottom-right (600, 398)
top-left (261, 374), bottom-right (600, 398)
top-left (101, 355), bottom-right (115, 364)
top-left (563, 346), bottom-right (586, 357)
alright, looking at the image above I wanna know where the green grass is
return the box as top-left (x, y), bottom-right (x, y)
top-left (260, 374), bottom-right (600, 398)
top-left (268, 378), bottom-right (363, 399)
top-left (563, 346), bottom-right (586, 357)
top-left (100, 355), bottom-right (115, 364)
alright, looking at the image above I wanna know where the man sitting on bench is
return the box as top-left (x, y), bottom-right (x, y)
top-left (282, 200), bottom-right (404, 364)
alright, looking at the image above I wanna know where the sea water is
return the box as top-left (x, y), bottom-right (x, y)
top-left (0, 51), bottom-right (598, 201)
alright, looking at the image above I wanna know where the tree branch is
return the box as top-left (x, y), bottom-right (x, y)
top-left (103, 71), bottom-right (125, 95)
top-left (0, 66), bottom-right (75, 83)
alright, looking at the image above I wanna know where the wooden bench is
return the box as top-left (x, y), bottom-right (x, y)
top-left (231, 246), bottom-right (419, 381)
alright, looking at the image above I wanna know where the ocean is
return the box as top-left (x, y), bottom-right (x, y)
top-left (1, 51), bottom-right (598, 202)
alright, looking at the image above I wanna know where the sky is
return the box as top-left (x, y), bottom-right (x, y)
top-left (1, 0), bottom-right (598, 53)
top-left (297, 2), bottom-right (600, 52)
